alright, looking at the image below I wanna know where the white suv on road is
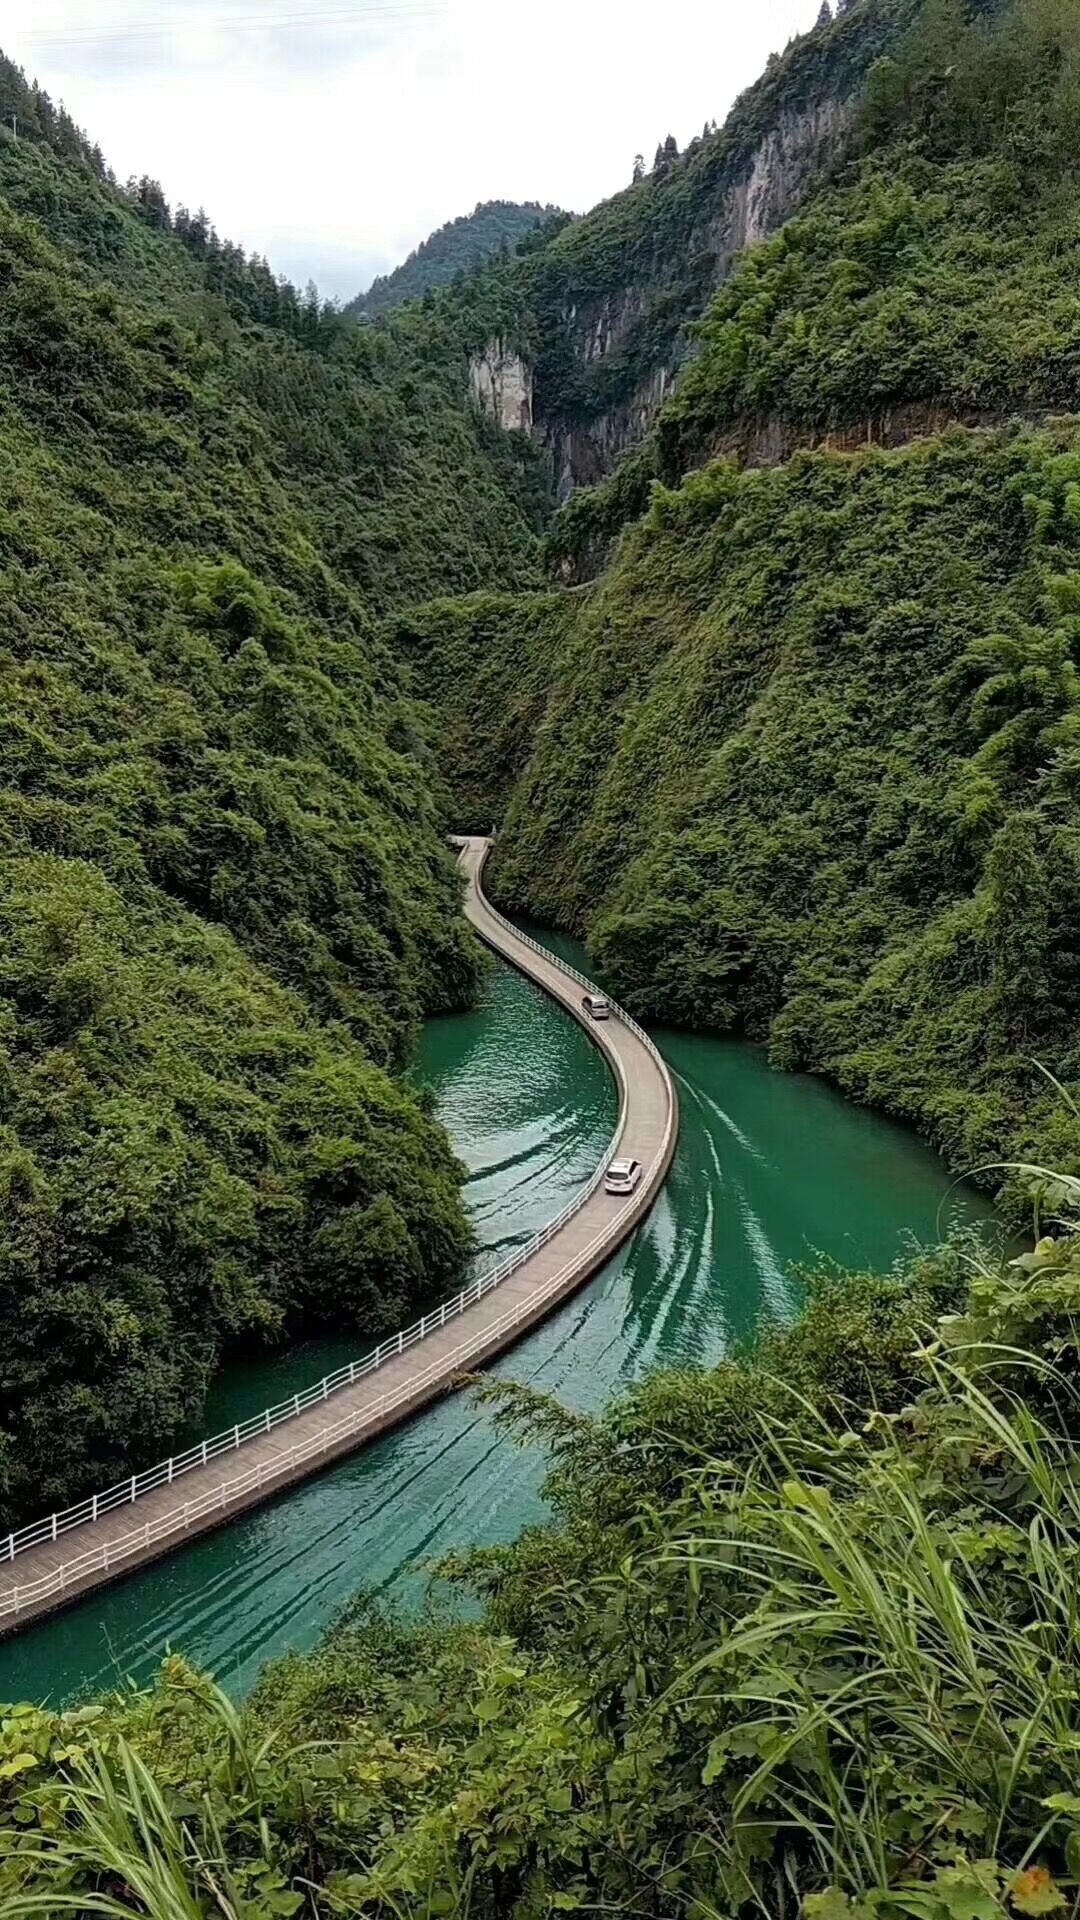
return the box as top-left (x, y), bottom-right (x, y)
top-left (604, 1157), bottom-right (642, 1196)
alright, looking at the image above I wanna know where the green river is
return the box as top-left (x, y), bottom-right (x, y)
top-left (0, 927), bottom-right (995, 1706)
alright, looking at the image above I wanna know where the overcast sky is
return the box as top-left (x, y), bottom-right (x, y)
top-left (2, 1), bottom-right (825, 303)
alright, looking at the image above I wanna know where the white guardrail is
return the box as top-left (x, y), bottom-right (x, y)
top-left (0, 863), bottom-right (676, 1620)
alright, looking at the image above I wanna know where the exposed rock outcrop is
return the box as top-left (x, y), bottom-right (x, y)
top-left (729, 96), bottom-right (849, 252)
top-left (470, 339), bottom-right (533, 433)
top-left (537, 95), bottom-right (853, 500)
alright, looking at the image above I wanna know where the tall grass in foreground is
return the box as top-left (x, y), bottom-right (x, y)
top-left (0, 1680), bottom-right (310, 1920)
top-left (5, 1212), bottom-right (1080, 1917)
top-left (641, 1206), bottom-right (1080, 1919)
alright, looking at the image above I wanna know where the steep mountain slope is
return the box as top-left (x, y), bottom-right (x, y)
top-left (459, 0), bottom-right (924, 501)
top-left (403, 0), bottom-right (1080, 1190)
top-left (344, 200), bottom-right (565, 321)
top-left (548, 0), bottom-right (1078, 571)
top-left (0, 60), bottom-right (544, 1523)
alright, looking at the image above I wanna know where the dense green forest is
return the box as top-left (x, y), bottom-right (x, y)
top-left (0, 57), bottom-right (544, 1523)
top-left (344, 202), bottom-right (566, 322)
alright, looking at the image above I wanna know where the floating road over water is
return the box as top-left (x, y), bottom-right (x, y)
top-left (0, 838), bottom-right (678, 1635)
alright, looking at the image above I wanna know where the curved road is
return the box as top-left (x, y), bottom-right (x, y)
top-left (0, 839), bottom-right (677, 1634)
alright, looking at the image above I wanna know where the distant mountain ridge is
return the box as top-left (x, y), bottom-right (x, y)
top-left (345, 199), bottom-right (566, 320)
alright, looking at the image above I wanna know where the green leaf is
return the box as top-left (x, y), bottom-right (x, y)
top-left (804, 1891), bottom-right (855, 1920)
top-left (933, 1866), bottom-right (1001, 1920)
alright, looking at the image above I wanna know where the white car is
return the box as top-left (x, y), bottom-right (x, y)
top-left (604, 1157), bottom-right (642, 1196)
top-left (582, 993), bottom-right (611, 1021)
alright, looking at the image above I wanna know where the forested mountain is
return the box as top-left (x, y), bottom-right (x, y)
top-left (409, 0), bottom-right (1080, 1201)
top-left (11, 5), bottom-right (1080, 1917)
top-left (454, 0), bottom-right (927, 497)
top-left (344, 200), bottom-right (566, 321)
top-left (0, 54), bottom-right (542, 1523)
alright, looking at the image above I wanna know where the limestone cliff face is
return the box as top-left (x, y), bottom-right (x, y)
top-left (469, 339), bottom-right (533, 433)
top-left (538, 94), bottom-right (852, 500)
top-left (543, 314), bottom-right (677, 496)
top-left (731, 95), bottom-right (850, 252)
top-left (461, 0), bottom-right (905, 498)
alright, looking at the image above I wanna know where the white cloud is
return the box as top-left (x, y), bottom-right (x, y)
top-left (3, 0), bottom-right (825, 301)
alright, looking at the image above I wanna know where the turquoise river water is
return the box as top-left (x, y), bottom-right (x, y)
top-left (0, 927), bottom-right (995, 1705)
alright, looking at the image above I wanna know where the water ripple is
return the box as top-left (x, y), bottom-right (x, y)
top-left (0, 941), bottom-right (997, 1707)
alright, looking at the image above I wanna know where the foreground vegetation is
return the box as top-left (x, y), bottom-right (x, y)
top-left (7, 1186), bottom-right (1080, 1916)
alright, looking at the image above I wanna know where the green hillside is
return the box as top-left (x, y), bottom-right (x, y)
top-left (0, 58), bottom-right (544, 1523)
top-left (344, 200), bottom-right (565, 322)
